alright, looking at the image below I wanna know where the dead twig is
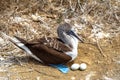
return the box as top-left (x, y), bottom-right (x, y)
top-left (115, 13), bottom-right (120, 22)
top-left (96, 38), bottom-right (106, 57)
top-left (75, 0), bottom-right (84, 12)
top-left (60, 0), bottom-right (64, 6)
top-left (12, 53), bottom-right (24, 66)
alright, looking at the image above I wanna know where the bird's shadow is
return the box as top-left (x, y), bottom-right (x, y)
top-left (5, 56), bottom-right (66, 78)
top-left (6, 56), bottom-right (74, 67)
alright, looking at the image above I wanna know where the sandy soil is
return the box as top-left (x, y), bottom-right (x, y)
top-left (0, 0), bottom-right (120, 80)
top-left (0, 36), bottom-right (120, 80)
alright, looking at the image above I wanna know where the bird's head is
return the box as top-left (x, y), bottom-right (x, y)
top-left (57, 23), bottom-right (83, 48)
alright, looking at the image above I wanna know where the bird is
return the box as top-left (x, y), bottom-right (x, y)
top-left (8, 23), bottom-right (83, 65)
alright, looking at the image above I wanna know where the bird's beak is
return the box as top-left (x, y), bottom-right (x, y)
top-left (70, 30), bottom-right (84, 43)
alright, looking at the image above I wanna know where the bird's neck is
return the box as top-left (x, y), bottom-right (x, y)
top-left (64, 36), bottom-right (79, 61)
top-left (70, 36), bottom-right (79, 50)
top-left (60, 34), bottom-right (79, 50)
top-left (65, 40), bottom-right (79, 61)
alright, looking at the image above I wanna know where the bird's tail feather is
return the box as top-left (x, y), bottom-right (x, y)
top-left (0, 32), bottom-right (42, 62)
top-left (1, 32), bottom-right (29, 53)
top-left (11, 36), bottom-right (42, 62)
top-left (9, 36), bottom-right (29, 52)
top-left (10, 36), bottom-right (42, 62)
top-left (9, 37), bottom-right (31, 55)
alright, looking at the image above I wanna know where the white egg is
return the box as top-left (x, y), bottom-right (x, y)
top-left (70, 63), bottom-right (80, 70)
top-left (79, 63), bottom-right (87, 71)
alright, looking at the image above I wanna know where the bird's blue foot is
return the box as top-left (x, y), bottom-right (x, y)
top-left (49, 64), bottom-right (69, 73)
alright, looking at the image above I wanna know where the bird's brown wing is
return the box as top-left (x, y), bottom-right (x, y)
top-left (27, 37), bottom-right (72, 64)
top-left (11, 36), bottom-right (72, 64)
top-left (29, 37), bottom-right (72, 52)
top-left (13, 36), bottom-right (72, 53)
top-left (29, 44), bottom-right (72, 64)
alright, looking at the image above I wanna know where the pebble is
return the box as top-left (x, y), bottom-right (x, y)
top-left (31, 14), bottom-right (40, 22)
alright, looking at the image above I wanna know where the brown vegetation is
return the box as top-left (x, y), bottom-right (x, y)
top-left (0, 0), bottom-right (120, 80)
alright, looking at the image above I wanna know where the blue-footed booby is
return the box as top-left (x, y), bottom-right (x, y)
top-left (9, 23), bottom-right (83, 64)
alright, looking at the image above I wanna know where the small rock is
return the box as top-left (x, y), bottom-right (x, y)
top-left (36, 76), bottom-right (40, 80)
top-left (0, 57), bottom-right (5, 61)
top-left (71, 76), bottom-right (75, 80)
top-left (31, 14), bottom-right (40, 22)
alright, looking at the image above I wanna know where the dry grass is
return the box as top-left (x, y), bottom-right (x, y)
top-left (0, 0), bottom-right (120, 80)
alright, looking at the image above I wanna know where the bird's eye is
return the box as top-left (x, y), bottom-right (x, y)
top-left (67, 30), bottom-right (71, 35)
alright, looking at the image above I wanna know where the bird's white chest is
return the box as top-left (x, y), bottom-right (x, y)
top-left (65, 48), bottom-right (78, 61)
top-left (65, 36), bottom-right (79, 61)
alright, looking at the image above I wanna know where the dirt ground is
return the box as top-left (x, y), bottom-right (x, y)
top-left (0, 0), bottom-right (120, 80)
top-left (0, 36), bottom-right (120, 80)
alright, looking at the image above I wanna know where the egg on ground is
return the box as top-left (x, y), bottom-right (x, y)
top-left (79, 63), bottom-right (87, 71)
top-left (70, 63), bottom-right (80, 70)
